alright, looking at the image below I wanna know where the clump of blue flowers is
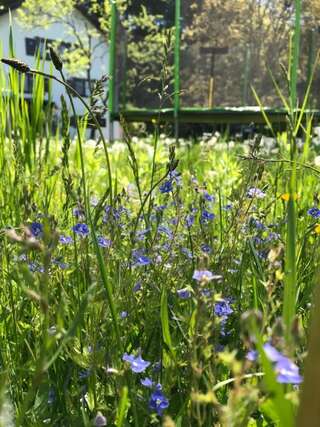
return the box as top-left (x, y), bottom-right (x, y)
top-left (72, 223), bottom-right (89, 237)
top-left (149, 383), bottom-right (169, 416)
top-left (122, 353), bottom-right (150, 373)
top-left (307, 207), bottom-right (320, 218)
top-left (247, 343), bottom-right (302, 385)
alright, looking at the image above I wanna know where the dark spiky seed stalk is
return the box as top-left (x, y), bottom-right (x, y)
top-left (1, 57), bottom-right (30, 73)
top-left (49, 47), bottom-right (63, 71)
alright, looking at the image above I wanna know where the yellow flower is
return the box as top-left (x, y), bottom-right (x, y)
top-left (315, 224), bottom-right (320, 235)
top-left (280, 193), bottom-right (299, 201)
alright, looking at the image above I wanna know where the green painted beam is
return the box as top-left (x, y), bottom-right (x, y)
top-left (108, 0), bottom-right (117, 116)
top-left (174, 0), bottom-right (181, 117)
top-left (290, 0), bottom-right (302, 108)
top-left (112, 108), bottom-right (320, 125)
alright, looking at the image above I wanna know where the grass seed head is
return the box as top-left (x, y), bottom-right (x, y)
top-left (1, 58), bottom-right (30, 73)
top-left (49, 47), bottom-right (63, 71)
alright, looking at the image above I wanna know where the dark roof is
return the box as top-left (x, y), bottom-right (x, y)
top-left (0, 0), bottom-right (103, 33)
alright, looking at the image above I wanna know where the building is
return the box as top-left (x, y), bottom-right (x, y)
top-left (0, 0), bottom-right (120, 139)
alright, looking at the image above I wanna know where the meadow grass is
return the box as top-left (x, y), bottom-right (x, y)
top-left (1, 47), bottom-right (320, 427)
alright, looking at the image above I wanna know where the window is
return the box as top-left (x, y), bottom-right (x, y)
top-left (24, 74), bottom-right (49, 94)
top-left (25, 37), bottom-right (55, 59)
top-left (25, 38), bottom-right (37, 56)
top-left (24, 74), bottom-right (33, 94)
top-left (67, 78), bottom-right (90, 97)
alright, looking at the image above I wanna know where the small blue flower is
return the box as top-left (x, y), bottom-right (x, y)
top-left (120, 311), bottom-right (128, 319)
top-left (73, 207), bottom-right (85, 218)
top-left (193, 270), bottom-right (221, 282)
top-left (122, 353), bottom-right (150, 373)
top-left (59, 235), bottom-right (73, 245)
top-left (133, 282), bottom-right (142, 292)
top-left (153, 361), bottom-right (161, 373)
top-left (140, 377), bottom-right (154, 388)
top-left (28, 262), bottom-right (44, 273)
top-left (264, 343), bottom-right (302, 384)
top-left (185, 214), bottom-right (195, 228)
top-left (181, 247), bottom-right (193, 259)
top-left (177, 288), bottom-right (191, 299)
top-left (94, 412), bottom-right (107, 427)
top-left (149, 384), bottom-right (169, 416)
top-left (223, 203), bottom-right (233, 211)
top-left (276, 356), bottom-right (302, 384)
top-left (30, 222), bottom-right (43, 237)
top-left (201, 244), bottom-right (212, 253)
top-left (266, 232), bottom-right (280, 242)
top-left (97, 236), bottom-right (111, 248)
top-left (246, 350), bottom-right (258, 361)
top-left (204, 192), bottom-right (215, 202)
top-left (214, 299), bottom-right (233, 317)
top-left (201, 210), bottom-right (215, 222)
top-left (134, 255), bottom-right (151, 266)
top-left (159, 180), bottom-right (173, 194)
top-left (154, 204), bottom-right (167, 212)
top-left (250, 218), bottom-right (266, 230)
top-left (247, 187), bottom-right (266, 199)
top-left (52, 258), bottom-right (69, 270)
top-left (72, 223), bottom-right (89, 237)
top-left (307, 207), bottom-right (320, 218)
top-left (158, 225), bottom-right (173, 239)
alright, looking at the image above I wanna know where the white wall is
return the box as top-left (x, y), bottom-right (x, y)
top-left (0, 8), bottom-right (121, 139)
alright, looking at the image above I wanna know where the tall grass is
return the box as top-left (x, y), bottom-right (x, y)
top-left (0, 17), bottom-right (320, 427)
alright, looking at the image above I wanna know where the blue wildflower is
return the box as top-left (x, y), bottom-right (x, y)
top-left (149, 384), bottom-right (169, 416)
top-left (122, 353), bottom-right (150, 373)
top-left (307, 207), bottom-right (320, 218)
top-left (140, 377), bottom-right (154, 388)
top-left (52, 258), bottom-right (69, 270)
top-left (181, 247), bottom-right (193, 259)
top-left (193, 270), bottom-right (221, 282)
top-left (30, 222), bottom-right (43, 237)
top-left (185, 214), bottom-right (195, 228)
top-left (97, 236), bottom-right (111, 248)
top-left (201, 210), bottom-right (215, 222)
top-left (120, 311), bottom-right (128, 319)
top-left (246, 350), bottom-right (258, 362)
top-left (248, 343), bottom-right (302, 385)
top-left (72, 223), bottom-right (89, 237)
top-left (158, 225), bottom-right (173, 239)
top-left (154, 204), bottom-right (167, 212)
top-left (214, 299), bottom-right (233, 317)
top-left (94, 412), bottom-right (107, 427)
top-left (223, 203), bottom-right (233, 211)
top-left (136, 228), bottom-right (151, 241)
top-left (177, 288), bottom-right (191, 299)
top-left (133, 252), bottom-right (151, 266)
top-left (73, 207), bottom-right (85, 218)
top-left (59, 235), bottom-right (73, 244)
top-left (201, 288), bottom-right (212, 297)
top-left (276, 356), bottom-right (302, 384)
top-left (204, 192), bottom-right (215, 202)
top-left (201, 244), bottom-right (212, 253)
top-left (28, 262), bottom-right (44, 273)
top-left (153, 361), bottom-right (161, 372)
top-left (133, 282), bottom-right (142, 292)
top-left (247, 187), bottom-right (266, 199)
top-left (159, 180), bottom-right (173, 194)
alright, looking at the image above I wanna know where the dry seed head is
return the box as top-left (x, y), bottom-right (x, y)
top-left (49, 47), bottom-right (63, 71)
top-left (1, 57), bottom-right (30, 73)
